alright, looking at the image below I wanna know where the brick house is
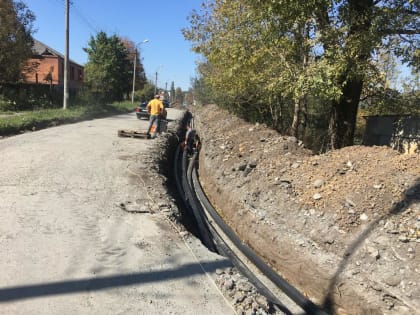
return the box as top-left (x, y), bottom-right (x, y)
top-left (23, 39), bottom-right (84, 89)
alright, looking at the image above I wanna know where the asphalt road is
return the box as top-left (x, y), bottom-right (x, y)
top-left (0, 109), bottom-right (234, 314)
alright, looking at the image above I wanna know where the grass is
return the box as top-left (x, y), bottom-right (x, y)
top-left (0, 102), bottom-right (135, 137)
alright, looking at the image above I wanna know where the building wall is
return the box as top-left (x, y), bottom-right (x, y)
top-left (25, 56), bottom-right (60, 85)
top-left (24, 56), bottom-right (83, 89)
top-left (363, 115), bottom-right (420, 154)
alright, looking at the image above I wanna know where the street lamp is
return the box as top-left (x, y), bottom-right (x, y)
top-left (131, 39), bottom-right (149, 103)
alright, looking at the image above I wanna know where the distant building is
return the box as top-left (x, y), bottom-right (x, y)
top-left (363, 115), bottom-right (420, 154)
top-left (23, 39), bottom-right (83, 89)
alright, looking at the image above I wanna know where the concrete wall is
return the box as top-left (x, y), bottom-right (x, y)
top-left (363, 115), bottom-right (420, 154)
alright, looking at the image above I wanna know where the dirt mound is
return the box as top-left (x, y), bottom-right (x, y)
top-left (193, 104), bottom-right (420, 315)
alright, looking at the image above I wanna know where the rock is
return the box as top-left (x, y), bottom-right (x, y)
top-left (248, 161), bottom-right (257, 168)
top-left (223, 279), bottom-right (234, 291)
top-left (345, 199), bottom-right (356, 208)
top-left (233, 292), bottom-right (245, 303)
top-left (383, 273), bottom-right (401, 287)
top-left (324, 235), bottom-right (335, 244)
top-left (399, 236), bottom-right (409, 243)
top-left (179, 231), bottom-right (189, 238)
top-left (313, 193), bottom-right (322, 200)
top-left (313, 179), bottom-right (325, 188)
top-left (366, 246), bottom-right (380, 259)
top-left (384, 220), bottom-right (396, 231)
top-left (370, 282), bottom-right (383, 291)
top-left (238, 163), bottom-right (247, 171)
top-left (237, 281), bottom-right (253, 292)
top-left (255, 295), bottom-right (268, 307)
top-left (360, 213), bottom-right (369, 221)
top-left (243, 167), bottom-right (252, 177)
top-left (286, 136), bottom-right (298, 143)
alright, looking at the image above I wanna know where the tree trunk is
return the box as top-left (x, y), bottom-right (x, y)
top-left (327, 0), bottom-right (373, 149)
top-left (291, 97), bottom-right (301, 138)
top-left (301, 96), bottom-right (308, 141)
top-left (328, 78), bottom-right (363, 149)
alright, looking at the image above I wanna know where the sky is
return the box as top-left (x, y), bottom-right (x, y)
top-left (23, 0), bottom-right (204, 91)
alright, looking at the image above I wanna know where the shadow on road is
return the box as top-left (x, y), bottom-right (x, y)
top-left (0, 259), bottom-right (230, 302)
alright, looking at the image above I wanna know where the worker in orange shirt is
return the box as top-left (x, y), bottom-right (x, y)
top-left (146, 94), bottom-right (164, 139)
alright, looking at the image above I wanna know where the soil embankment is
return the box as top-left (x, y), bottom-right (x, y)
top-left (193, 104), bottom-right (420, 315)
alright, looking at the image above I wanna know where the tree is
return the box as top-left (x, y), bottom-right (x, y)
top-left (120, 38), bottom-right (147, 98)
top-left (184, 0), bottom-right (419, 150)
top-left (183, 1), bottom-right (330, 135)
top-left (135, 81), bottom-right (155, 103)
top-left (83, 32), bottom-right (132, 102)
top-left (244, 0), bottom-right (419, 148)
top-left (0, 0), bottom-right (34, 83)
top-left (175, 87), bottom-right (184, 104)
top-left (170, 81), bottom-right (175, 103)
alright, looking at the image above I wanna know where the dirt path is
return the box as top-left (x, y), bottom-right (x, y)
top-left (0, 110), bottom-right (234, 314)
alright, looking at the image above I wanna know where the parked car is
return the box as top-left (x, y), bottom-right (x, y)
top-left (135, 102), bottom-right (149, 120)
top-left (135, 99), bottom-right (169, 120)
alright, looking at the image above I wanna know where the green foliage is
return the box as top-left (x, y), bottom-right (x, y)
top-left (184, 0), bottom-right (419, 150)
top-left (0, 0), bottom-right (35, 84)
top-left (83, 31), bottom-right (132, 102)
top-left (191, 75), bottom-right (214, 106)
top-left (0, 83), bottom-right (63, 111)
top-left (362, 88), bottom-right (420, 116)
top-left (170, 81), bottom-right (176, 103)
top-left (134, 81), bottom-right (155, 103)
top-left (175, 87), bottom-right (184, 104)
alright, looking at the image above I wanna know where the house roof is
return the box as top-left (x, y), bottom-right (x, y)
top-left (32, 39), bottom-right (83, 68)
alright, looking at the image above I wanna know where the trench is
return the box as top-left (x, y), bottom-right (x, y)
top-left (156, 112), bottom-right (202, 239)
top-left (153, 113), bottom-right (328, 315)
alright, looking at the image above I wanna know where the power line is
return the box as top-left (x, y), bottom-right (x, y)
top-left (50, 0), bottom-right (100, 34)
top-left (71, 2), bottom-right (100, 34)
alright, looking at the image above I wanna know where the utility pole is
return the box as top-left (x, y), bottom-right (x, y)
top-left (154, 71), bottom-right (158, 95)
top-left (63, 0), bottom-right (69, 109)
top-left (131, 48), bottom-right (137, 103)
top-left (131, 39), bottom-right (148, 103)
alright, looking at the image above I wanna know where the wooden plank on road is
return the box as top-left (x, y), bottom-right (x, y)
top-left (118, 129), bottom-right (149, 139)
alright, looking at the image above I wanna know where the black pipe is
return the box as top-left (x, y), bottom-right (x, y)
top-left (191, 167), bottom-right (328, 315)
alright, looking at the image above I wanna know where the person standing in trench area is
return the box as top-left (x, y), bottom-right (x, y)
top-left (146, 94), bottom-right (164, 139)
